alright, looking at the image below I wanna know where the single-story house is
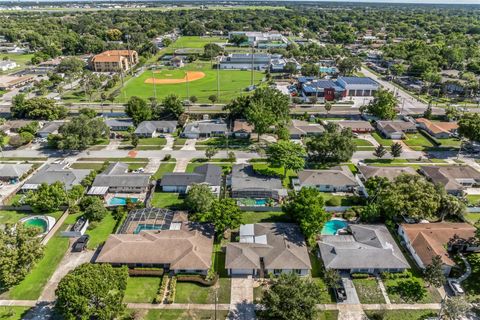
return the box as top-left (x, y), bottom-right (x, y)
top-left (160, 164), bottom-right (222, 195)
top-left (337, 120), bottom-right (374, 133)
top-left (357, 165), bottom-right (418, 182)
top-left (293, 166), bottom-right (359, 193)
top-left (181, 119), bottom-right (228, 139)
top-left (419, 165), bottom-right (480, 196)
top-left (169, 56), bottom-right (185, 68)
top-left (134, 121), bottom-right (178, 138)
top-left (398, 223), bottom-right (479, 275)
top-left (0, 163), bottom-right (33, 182)
top-left (88, 162), bottom-right (150, 196)
top-left (105, 118), bottom-right (134, 131)
top-left (226, 223), bottom-right (311, 276)
top-left (319, 224), bottom-right (410, 274)
top-left (37, 121), bottom-right (66, 138)
top-left (96, 211), bottom-right (214, 275)
top-left (22, 164), bottom-right (90, 191)
top-left (230, 164), bottom-right (287, 200)
top-left (232, 120), bottom-right (253, 139)
top-left (376, 120), bottom-right (417, 139)
top-left (288, 120), bottom-right (325, 139)
top-left (415, 118), bottom-right (458, 139)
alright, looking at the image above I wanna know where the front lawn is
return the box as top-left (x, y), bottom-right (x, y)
top-left (464, 213), bottom-right (480, 224)
top-left (384, 276), bottom-right (442, 304)
top-left (6, 229), bottom-right (70, 300)
top-left (371, 132), bottom-right (394, 146)
top-left (404, 133), bottom-right (435, 151)
top-left (175, 278), bottom-right (231, 304)
top-left (186, 162), bottom-right (232, 174)
top-left (353, 139), bottom-right (375, 150)
top-left (240, 211), bottom-right (293, 224)
top-left (364, 310), bottom-right (437, 320)
top-left (310, 253), bottom-right (335, 303)
top-left (319, 192), bottom-right (363, 206)
top-left (460, 253), bottom-right (480, 299)
top-left (196, 137), bottom-right (253, 149)
top-left (70, 162), bottom-right (105, 171)
top-left (124, 276), bottom-right (161, 303)
top-left (151, 192), bottom-right (184, 209)
top-left (151, 162), bottom-right (176, 180)
top-left (467, 195), bottom-right (480, 207)
top-left (352, 278), bottom-right (385, 304)
top-left (121, 137), bottom-right (166, 146)
top-left (252, 162), bottom-right (296, 186)
top-left (0, 307), bottom-right (31, 319)
top-left (144, 309), bottom-right (229, 320)
top-left (85, 213), bottom-right (118, 249)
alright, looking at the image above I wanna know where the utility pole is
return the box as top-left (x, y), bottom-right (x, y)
top-left (152, 65), bottom-right (157, 100)
top-left (217, 54), bottom-right (220, 99)
top-left (125, 34), bottom-right (132, 76)
top-left (250, 44), bottom-right (255, 86)
top-left (185, 70), bottom-right (189, 100)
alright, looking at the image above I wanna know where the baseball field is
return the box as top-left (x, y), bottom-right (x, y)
top-left (119, 60), bottom-right (265, 103)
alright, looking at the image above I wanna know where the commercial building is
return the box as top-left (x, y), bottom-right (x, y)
top-left (219, 53), bottom-right (280, 70)
top-left (0, 75), bottom-right (34, 90)
top-left (298, 76), bottom-right (379, 102)
top-left (91, 50), bottom-right (138, 72)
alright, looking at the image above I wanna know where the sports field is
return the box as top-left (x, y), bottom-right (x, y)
top-left (119, 61), bottom-right (264, 103)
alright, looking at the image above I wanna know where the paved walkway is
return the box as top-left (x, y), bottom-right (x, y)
top-left (358, 133), bottom-right (379, 147)
top-left (144, 158), bottom-right (161, 174)
top-left (41, 210), bottom-right (68, 245)
top-left (376, 276), bottom-right (391, 304)
top-left (456, 254), bottom-right (472, 283)
top-left (339, 275), bottom-right (360, 305)
top-left (162, 134), bottom-right (174, 151)
top-left (173, 159), bottom-right (189, 172)
top-left (228, 276), bottom-right (255, 320)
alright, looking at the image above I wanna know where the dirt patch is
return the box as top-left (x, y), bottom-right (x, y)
top-left (144, 71), bottom-right (206, 84)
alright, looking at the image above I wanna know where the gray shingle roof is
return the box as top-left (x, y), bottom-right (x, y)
top-left (105, 118), bottom-right (133, 129)
top-left (420, 165), bottom-right (480, 192)
top-left (24, 164), bottom-right (90, 190)
top-left (160, 164), bottom-right (222, 187)
top-left (357, 165), bottom-right (418, 181)
top-left (226, 223), bottom-right (311, 271)
top-left (297, 166), bottom-right (358, 187)
top-left (92, 162), bottom-right (150, 188)
top-left (231, 164), bottom-right (284, 192)
top-left (183, 119), bottom-right (228, 135)
top-left (134, 121), bottom-right (178, 135)
top-left (0, 163), bottom-right (32, 178)
top-left (318, 224), bottom-right (409, 270)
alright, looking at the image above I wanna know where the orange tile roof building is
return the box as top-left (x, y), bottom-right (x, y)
top-left (91, 50), bottom-right (138, 72)
top-left (398, 222), bottom-right (479, 275)
top-left (416, 118), bottom-right (458, 139)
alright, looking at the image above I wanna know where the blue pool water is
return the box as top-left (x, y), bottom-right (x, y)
top-left (134, 224), bottom-right (163, 234)
top-left (108, 197), bottom-right (138, 206)
top-left (321, 219), bottom-right (348, 235)
top-left (255, 199), bottom-right (267, 206)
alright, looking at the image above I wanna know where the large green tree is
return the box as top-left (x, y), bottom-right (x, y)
top-left (282, 187), bottom-right (331, 245)
top-left (161, 94), bottom-right (184, 119)
top-left (24, 181), bottom-right (69, 212)
top-left (266, 140), bottom-right (307, 178)
top-left (260, 273), bottom-right (320, 320)
top-left (364, 90), bottom-right (398, 120)
top-left (306, 122), bottom-right (356, 164)
top-left (0, 224), bottom-right (43, 290)
top-left (125, 96), bottom-right (151, 126)
top-left (11, 95), bottom-right (67, 120)
top-left (201, 198), bottom-right (242, 238)
top-left (50, 115), bottom-right (109, 150)
top-left (423, 255), bottom-right (446, 288)
top-left (185, 184), bottom-right (216, 214)
top-left (55, 263), bottom-right (128, 320)
top-left (458, 113), bottom-right (480, 143)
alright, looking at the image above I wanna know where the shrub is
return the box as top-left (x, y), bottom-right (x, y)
top-left (326, 197), bottom-right (341, 206)
top-left (163, 154), bottom-right (172, 161)
top-left (351, 273), bottom-right (370, 279)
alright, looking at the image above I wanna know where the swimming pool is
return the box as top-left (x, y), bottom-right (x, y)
top-left (108, 197), bottom-right (138, 206)
top-left (134, 224), bottom-right (163, 234)
top-left (321, 219), bottom-right (348, 235)
top-left (255, 199), bottom-right (267, 206)
top-left (19, 215), bottom-right (56, 236)
top-left (319, 67), bottom-right (337, 74)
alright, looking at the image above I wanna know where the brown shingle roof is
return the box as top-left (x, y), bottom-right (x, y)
top-left (233, 120), bottom-right (253, 133)
top-left (420, 165), bottom-right (480, 192)
top-left (96, 222), bottom-right (214, 270)
top-left (401, 223), bottom-right (476, 266)
top-left (358, 165), bottom-right (418, 181)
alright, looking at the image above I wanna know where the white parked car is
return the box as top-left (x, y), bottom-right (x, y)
top-left (448, 279), bottom-right (464, 296)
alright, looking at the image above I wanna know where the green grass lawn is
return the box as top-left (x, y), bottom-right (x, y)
top-left (353, 139), bottom-right (373, 146)
top-left (467, 195), bottom-right (480, 206)
top-left (119, 60), bottom-right (264, 103)
top-left (124, 276), bottom-right (161, 303)
top-left (252, 162), bottom-right (296, 186)
top-left (78, 157), bottom-right (149, 162)
top-left (240, 211), bottom-right (293, 224)
top-left (319, 192), bottom-right (363, 206)
top-left (460, 253), bottom-right (480, 299)
top-left (310, 253), bottom-right (335, 303)
top-left (85, 213), bottom-right (117, 249)
top-left (175, 277), bottom-right (231, 304)
top-left (120, 137), bottom-right (166, 146)
top-left (151, 192), bottom-right (184, 209)
top-left (144, 309), bottom-right (230, 320)
top-left (0, 307), bottom-right (31, 319)
top-left (371, 132), bottom-right (394, 146)
top-left (6, 228), bottom-right (70, 300)
top-left (70, 162), bottom-right (105, 170)
top-left (364, 310), bottom-right (437, 320)
top-left (352, 278), bottom-right (385, 304)
top-left (0, 53), bottom-right (34, 74)
top-left (464, 213), bottom-right (480, 225)
top-left (0, 210), bottom-right (29, 225)
top-left (171, 36), bottom-right (227, 49)
top-left (437, 138), bottom-right (462, 148)
top-left (152, 162), bottom-right (176, 180)
top-left (404, 133), bottom-right (435, 151)
top-left (384, 276), bottom-right (442, 304)
top-left (196, 137), bottom-right (253, 149)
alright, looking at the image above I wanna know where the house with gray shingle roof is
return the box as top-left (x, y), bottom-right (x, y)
top-left (181, 119), bottom-right (228, 139)
top-left (318, 224), bottom-right (410, 274)
top-left (293, 166), bottom-right (360, 193)
top-left (0, 163), bottom-right (33, 182)
top-left (226, 223), bottom-right (311, 276)
top-left (88, 162), bottom-right (150, 195)
top-left (376, 120), bottom-right (417, 139)
top-left (105, 118), bottom-right (134, 131)
top-left (134, 121), bottom-right (178, 138)
top-left (419, 165), bottom-right (480, 196)
top-left (160, 164), bottom-right (222, 195)
top-left (22, 164), bottom-right (90, 192)
top-left (357, 165), bottom-right (418, 182)
top-left (230, 164), bottom-right (287, 201)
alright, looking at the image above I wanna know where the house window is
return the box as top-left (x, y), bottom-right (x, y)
top-left (273, 269), bottom-right (282, 275)
top-left (294, 269), bottom-right (302, 275)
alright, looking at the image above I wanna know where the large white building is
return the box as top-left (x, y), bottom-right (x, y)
top-left (228, 31), bottom-right (288, 48)
top-left (219, 53), bottom-right (280, 70)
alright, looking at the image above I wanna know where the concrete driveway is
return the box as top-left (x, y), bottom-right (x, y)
top-left (229, 276), bottom-right (255, 320)
top-left (181, 139), bottom-right (197, 151)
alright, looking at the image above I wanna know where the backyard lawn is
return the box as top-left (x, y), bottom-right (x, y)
top-left (119, 60), bottom-right (264, 103)
top-left (85, 213), bottom-right (118, 249)
top-left (6, 228), bottom-right (70, 300)
top-left (240, 211), bottom-right (293, 224)
top-left (364, 310), bottom-right (437, 320)
top-left (151, 162), bottom-right (176, 180)
top-left (0, 210), bottom-right (63, 226)
top-left (151, 192), bottom-right (184, 209)
top-left (124, 276), bottom-right (161, 303)
top-left (352, 278), bottom-right (385, 304)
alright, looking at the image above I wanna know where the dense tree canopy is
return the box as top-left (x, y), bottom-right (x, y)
top-left (49, 115), bottom-right (109, 150)
top-left (11, 95), bottom-right (67, 120)
top-left (364, 90), bottom-right (398, 120)
top-left (306, 122), bottom-right (356, 164)
top-left (24, 181), bottom-right (69, 212)
top-left (458, 113), bottom-right (480, 142)
top-left (266, 140), bottom-right (307, 177)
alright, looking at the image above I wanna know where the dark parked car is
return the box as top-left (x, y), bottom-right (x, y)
top-left (335, 282), bottom-right (347, 302)
top-left (72, 235), bottom-right (90, 252)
